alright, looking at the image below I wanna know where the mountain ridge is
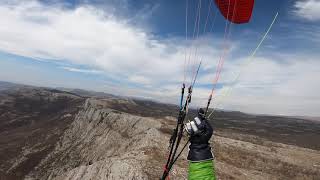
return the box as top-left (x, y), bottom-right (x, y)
top-left (0, 82), bottom-right (319, 179)
top-left (1, 80), bottom-right (318, 121)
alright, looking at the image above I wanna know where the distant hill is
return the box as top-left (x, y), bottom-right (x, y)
top-left (291, 116), bottom-right (320, 122)
top-left (0, 83), bottom-right (319, 179)
top-left (57, 87), bottom-right (116, 98)
top-left (0, 81), bottom-right (22, 91)
top-left (1, 81), bottom-right (320, 150)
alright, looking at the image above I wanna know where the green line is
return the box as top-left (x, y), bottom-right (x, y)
top-left (208, 12), bottom-right (279, 118)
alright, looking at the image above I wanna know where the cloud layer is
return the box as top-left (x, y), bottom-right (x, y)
top-left (0, 1), bottom-right (319, 116)
top-left (293, 0), bottom-right (320, 21)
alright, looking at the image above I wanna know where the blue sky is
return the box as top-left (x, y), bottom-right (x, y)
top-left (0, 0), bottom-right (319, 116)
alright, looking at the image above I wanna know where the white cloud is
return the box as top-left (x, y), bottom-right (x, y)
top-left (293, 0), bottom-right (320, 21)
top-left (128, 75), bottom-right (152, 85)
top-left (0, 0), bottom-right (226, 88)
top-left (0, 1), bottom-right (319, 116)
top-left (212, 56), bottom-right (320, 117)
top-left (61, 67), bottom-right (103, 74)
top-left (0, 0), bottom-right (209, 85)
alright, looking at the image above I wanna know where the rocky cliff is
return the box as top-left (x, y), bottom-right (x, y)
top-left (1, 85), bottom-right (319, 180)
top-left (25, 99), bottom-right (188, 179)
top-left (0, 87), bottom-right (84, 180)
top-left (26, 98), bottom-right (320, 180)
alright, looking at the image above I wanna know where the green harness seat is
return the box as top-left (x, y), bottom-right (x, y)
top-left (188, 160), bottom-right (216, 180)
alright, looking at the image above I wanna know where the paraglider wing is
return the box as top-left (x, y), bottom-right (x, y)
top-left (215, 0), bottom-right (254, 24)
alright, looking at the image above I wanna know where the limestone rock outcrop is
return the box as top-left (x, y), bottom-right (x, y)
top-left (26, 99), bottom-right (187, 179)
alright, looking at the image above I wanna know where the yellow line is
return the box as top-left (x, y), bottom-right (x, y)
top-left (208, 12), bottom-right (279, 119)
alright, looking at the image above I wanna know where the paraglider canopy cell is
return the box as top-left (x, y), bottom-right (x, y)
top-left (215, 0), bottom-right (254, 24)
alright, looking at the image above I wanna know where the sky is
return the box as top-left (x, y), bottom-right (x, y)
top-left (0, 0), bottom-right (319, 116)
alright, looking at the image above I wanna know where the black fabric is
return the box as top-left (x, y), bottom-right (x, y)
top-left (187, 117), bottom-right (213, 162)
top-left (198, 108), bottom-right (206, 120)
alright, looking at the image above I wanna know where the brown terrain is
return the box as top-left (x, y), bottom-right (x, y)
top-left (0, 81), bottom-right (319, 180)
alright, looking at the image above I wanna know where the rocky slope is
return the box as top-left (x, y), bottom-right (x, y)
top-left (25, 98), bottom-right (320, 180)
top-left (0, 84), bottom-right (319, 179)
top-left (26, 99), bottom-right (177, 179)
top-left (0, 87), bottom-right (84, 179)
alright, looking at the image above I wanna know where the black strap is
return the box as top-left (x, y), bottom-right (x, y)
top-left (205, 94), bottom-right (212, 116)
top-left (161, 88), bottom-right (192, 180)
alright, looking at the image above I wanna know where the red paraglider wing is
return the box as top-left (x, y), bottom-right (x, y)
top-left (215, 0), bottom-right (254, 24)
